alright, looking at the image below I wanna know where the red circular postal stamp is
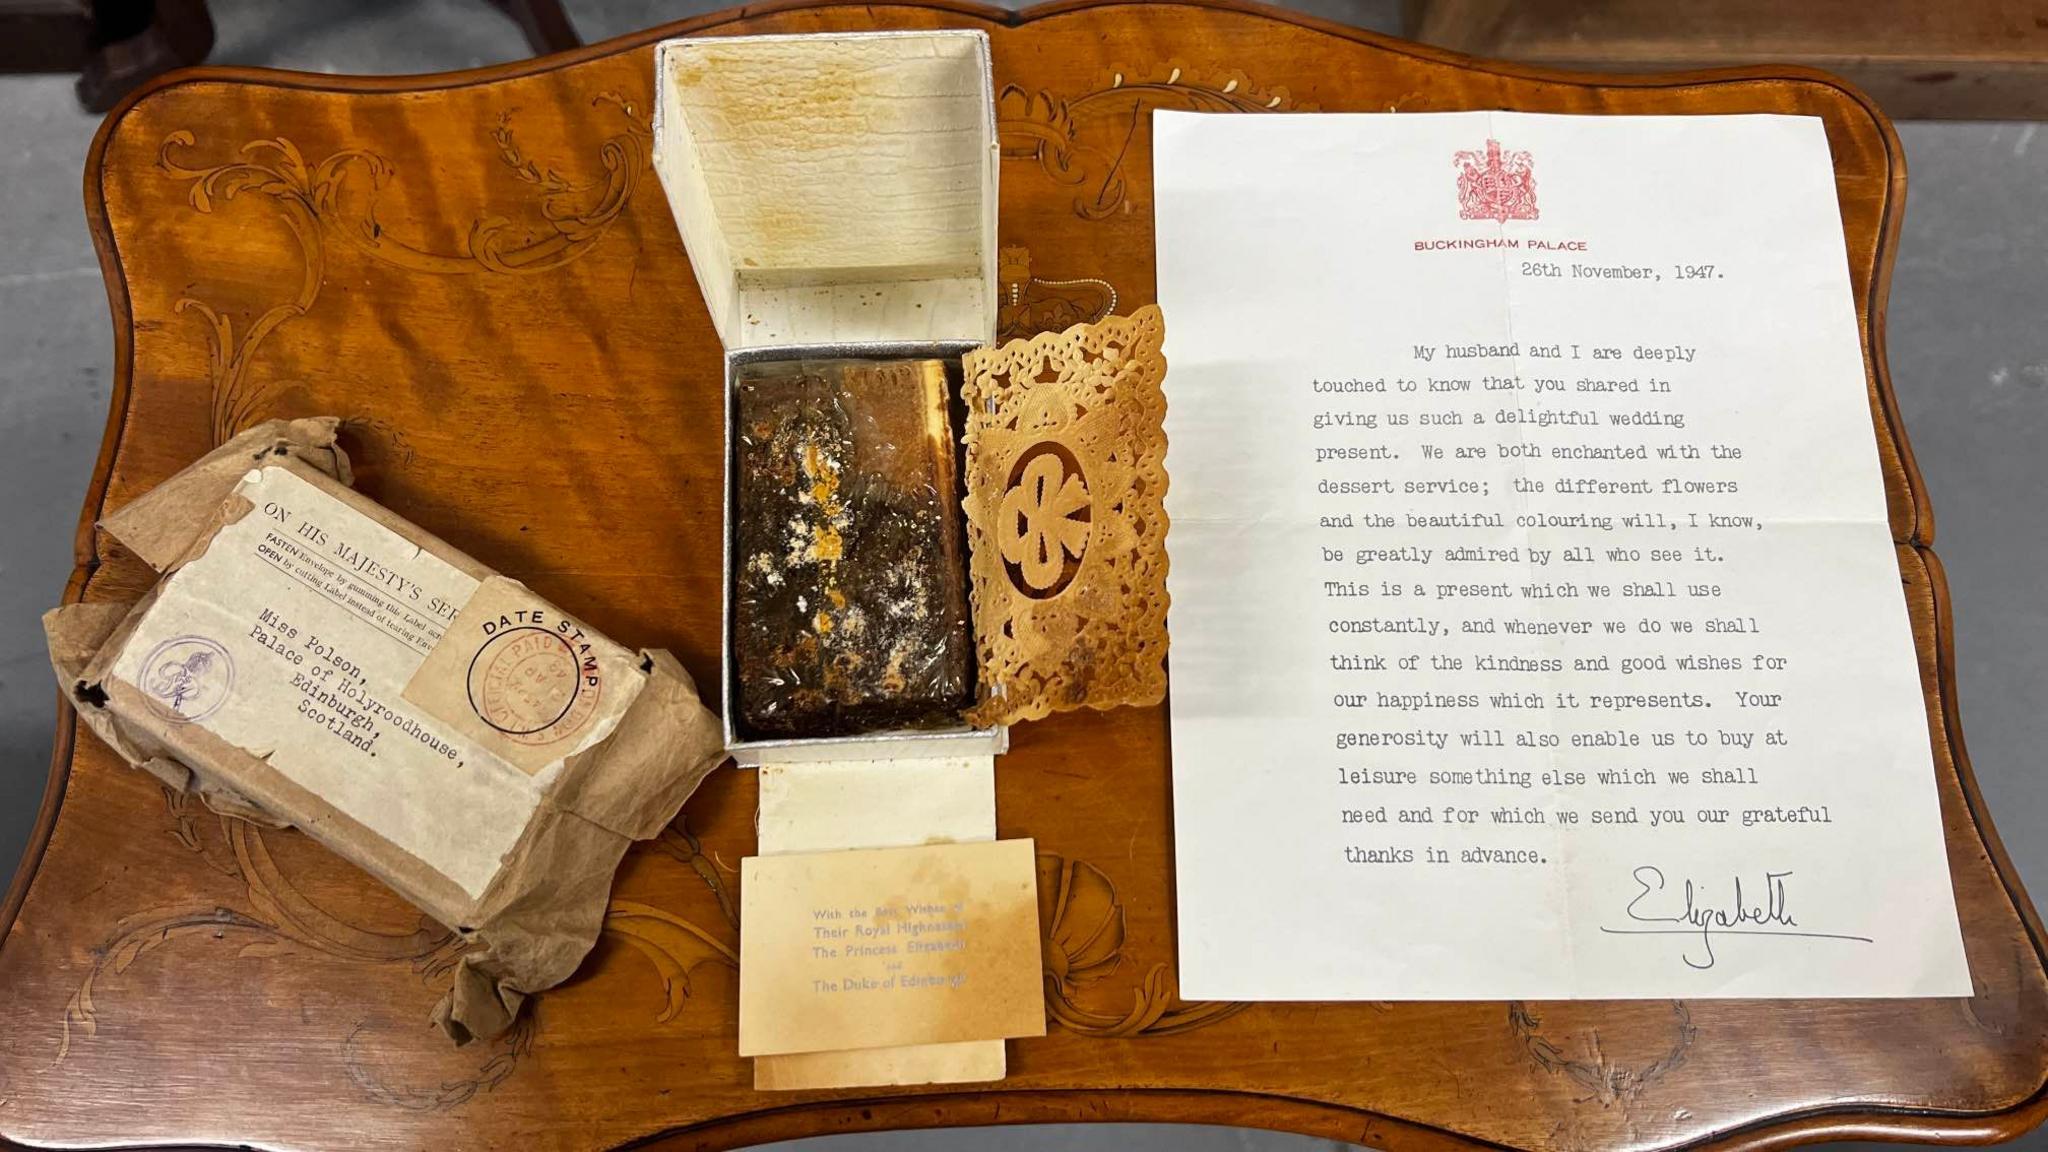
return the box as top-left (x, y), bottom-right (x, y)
top-left (464, 626), bottom-right (600, 746)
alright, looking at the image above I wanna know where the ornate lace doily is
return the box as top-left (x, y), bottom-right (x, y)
top-left (962, 305), bottom-right (1169, 725)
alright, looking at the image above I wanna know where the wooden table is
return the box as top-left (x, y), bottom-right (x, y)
top-left (4, 2), bottom-right (2046, 1149)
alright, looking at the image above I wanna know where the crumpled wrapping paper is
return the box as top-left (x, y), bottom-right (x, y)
top-left (46, 417), bottom-right (728, 1043)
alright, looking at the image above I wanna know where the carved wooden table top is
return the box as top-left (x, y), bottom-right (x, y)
top-left (3, 2), bottom-right (2045, 1149)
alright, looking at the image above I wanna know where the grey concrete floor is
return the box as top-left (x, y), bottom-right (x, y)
top-left (1, 2), bottom-right (2044, 1150)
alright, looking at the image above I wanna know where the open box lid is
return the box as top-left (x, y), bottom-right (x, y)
top-left (653, 31), bottom-right (999, 350)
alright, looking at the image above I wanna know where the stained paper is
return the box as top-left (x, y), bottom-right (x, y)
top-left (752, 755), bottom-right (1007, 1089)
top-left (738, 839), bottom-right (1046, 1057)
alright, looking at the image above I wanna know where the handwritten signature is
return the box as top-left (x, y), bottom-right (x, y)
top-left (1602, 865), bottom-right (1872, 969)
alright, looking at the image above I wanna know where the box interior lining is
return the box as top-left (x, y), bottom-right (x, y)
top-left (657, 33), bottom-right (996, 349)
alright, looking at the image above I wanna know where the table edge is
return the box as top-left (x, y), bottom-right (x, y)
top-left (7, 2), bottom-right (2043, 1148)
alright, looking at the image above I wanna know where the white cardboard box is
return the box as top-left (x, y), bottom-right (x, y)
top-left (653, 30), bottom-right (1006, 763)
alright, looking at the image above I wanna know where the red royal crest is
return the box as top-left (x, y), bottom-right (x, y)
top-left (1454, 139), bottom-right (1538, 223)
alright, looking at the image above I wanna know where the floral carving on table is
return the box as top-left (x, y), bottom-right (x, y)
top-left (605, 821), bottom-right (741, 1024)
top-left (345, 1015), bottom-right (536, 1112)
top-left (1038, 853), bottom-right (1247, 1037)
top-left (1508, 1000), bottom-right (1695, 1108)
top-left (998, 65), bottom-right (1304, 219)
top-left (998, 246), bottom-right (1118, 342)
top-left (63, 801), bottom-right (455, 1064)
top-left (58, 800), bottom-right (528, 1108)
top-left (60, 792), bottom-right (742, 1107)
top-left (156, 92), bottom-right (651, 445)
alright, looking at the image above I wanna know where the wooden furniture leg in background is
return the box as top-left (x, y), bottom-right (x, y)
top-left (1406, 0), bottom-right (2048, 120)
top-left (13, 0), bottom-right (579, 114)
top-left (0, 0), bottom-right (216, 114)
top-left (75, 0), bottom-right (214, 113)
top-left (485, 0), bottom-right (580, 54)
top-left (0, 0), bottom-right (96, 74)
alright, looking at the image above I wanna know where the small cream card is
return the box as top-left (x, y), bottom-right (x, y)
top-left (738, 839), bottom-right (1046, 1057)
top-left (753, 756), bottom-right (1005, 1091)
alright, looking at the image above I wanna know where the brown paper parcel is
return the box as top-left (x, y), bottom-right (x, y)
top-left (44, 418), bottom-right (727, 1044)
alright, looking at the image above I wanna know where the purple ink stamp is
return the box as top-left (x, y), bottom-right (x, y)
top-left (140, 636), bottom-right (234, 723)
